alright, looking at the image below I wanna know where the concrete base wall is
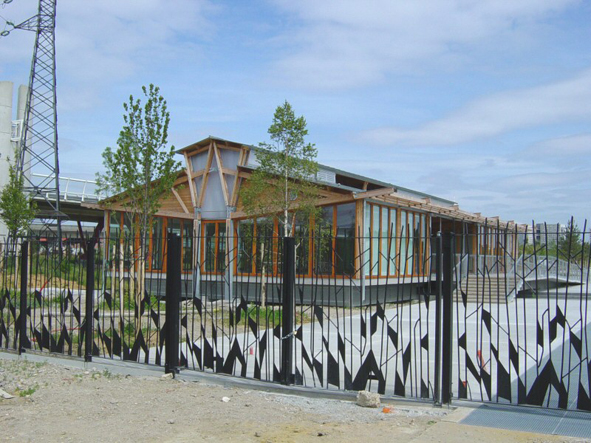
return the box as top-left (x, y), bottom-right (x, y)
top-left (145, 277), bottom-right (427, 307)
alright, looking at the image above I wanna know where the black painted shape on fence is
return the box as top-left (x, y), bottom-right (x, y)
top-left (85, 240), bottom-right (95, 362)
top-left (281, 236), bottom-right (295, 385)
top-left (165, 233), bottom-right (181, 376)
top-left (441, 232), bottom-right (454, 405)
top-left (19, 241), bottom-right (29, 354)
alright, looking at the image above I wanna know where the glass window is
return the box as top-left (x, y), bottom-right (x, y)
top-left (371, 205), bottom-right (379, 276)
top-left (400, 211), bottom-right (407, 275)
top-left (182, 221), bottom-right (193, 271)
top-left (202, 222), bottom-right (227, 274)
top-left (217, 223), bottom-right (227, 273)
top-left (294, 213), bottom-right (311, 275)
top-left (123, 214), bottom-right (133, 240)
top-left (255, 218), bottom-right (274, 273)
top-left (407, 213), bottom-right (414, 274)
top-left (421, 214), bottom-right (427, 274)
top-left (151, 218), bottom-right (164, 270)
top-left (363, 204), bottom-right (370, 275)
top-left (413, 214), bottom-right (421, 274)
top-left (109, 212), bottom-right (121, 239)
top-left (203, 223), bottom-right (216, 273)
top-left (335, 203), bottom-right (355, 275)
top-left (315, 206), bottom-right (334, 275)
top-left (168, 219), bottom-right (181, 236)
top-left (389, 208), bottom-right (398, 275)
top-left (380, 207), bottom-right (388, 275)
top-left (237, 219), bottom-right (255, 274)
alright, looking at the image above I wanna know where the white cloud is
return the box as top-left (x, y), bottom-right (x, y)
top-left (0, 0), bottom-right (215, 110)
top-left (360, 69), bottom-right (591, 146)
top-left (526, 133), bottom-right (591, 156)
top-left (269, 0), bottom-right (579, 89)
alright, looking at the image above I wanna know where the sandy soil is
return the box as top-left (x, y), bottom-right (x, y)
top-left (0, 356), bottom-right (588, 443)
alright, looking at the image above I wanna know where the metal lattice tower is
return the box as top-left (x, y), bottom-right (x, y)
top-left (12, 0), bottom-right (63, 238)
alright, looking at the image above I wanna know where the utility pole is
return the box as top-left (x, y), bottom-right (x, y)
top-left (2, 0), bottom-right (63, 241)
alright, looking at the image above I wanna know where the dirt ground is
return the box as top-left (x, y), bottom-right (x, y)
top-left (0, 355), bottom-right (588, 443)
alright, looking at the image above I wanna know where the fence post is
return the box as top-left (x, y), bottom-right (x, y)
top-left (281, 236), bottom-right (295, 385)
top-left (433, 232), bottom-right (442, 405)
top-left (165, 233), bottom-right (181, 376)
top-left (18, 240), bottom-right (29, 355)
top-left (441, 232), bottom-right (454, 405)
top-left (85, 240), bottom-right (95, 362)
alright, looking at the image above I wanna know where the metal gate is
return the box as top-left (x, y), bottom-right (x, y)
top-left (1, 229), bottom-right (590, 412)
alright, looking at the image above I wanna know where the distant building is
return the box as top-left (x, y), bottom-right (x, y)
top-left (534, 223), bottom-right (568, 245)
top-left (0, 81), bottom-right (29, 238)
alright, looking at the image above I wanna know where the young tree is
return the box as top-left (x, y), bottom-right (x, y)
top-left (558, 220), bottom-right (584, 264)
top-left (241, 101), bottom-right (320, 237)
top-left (97, 84), bottom-right (180, 314)
top-left (0, 149), bottom-right (36, 240)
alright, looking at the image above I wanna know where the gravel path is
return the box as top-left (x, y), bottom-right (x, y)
top-left (0, 355), bottom-right (587, 443)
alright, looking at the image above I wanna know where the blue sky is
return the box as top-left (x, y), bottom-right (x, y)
top-left (1, 0), bottom-right (590, 225)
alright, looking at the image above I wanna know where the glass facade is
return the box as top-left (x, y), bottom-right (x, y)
top-left (105, 200), bottom-right (431, 278)
top-left (106, 211), bottom-right (193, 273)
top-left (366, 203), bottom-right (430, 277)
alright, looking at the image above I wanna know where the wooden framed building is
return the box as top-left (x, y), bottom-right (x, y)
top-left (92, 136), bottom-right (524, 305)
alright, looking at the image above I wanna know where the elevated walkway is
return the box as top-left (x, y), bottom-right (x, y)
top-left (30, 173), bottom-right (104, 223)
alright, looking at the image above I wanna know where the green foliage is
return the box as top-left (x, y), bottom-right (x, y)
top-left (0, 148), bottom-right (36, 238)
top-left (239, 305), bottom-right (308, 326)
top-left (522, 220), bottom-right (591, 266)
top-left (16, 384), bottom-right (38, 397)
top-left (96, 84), bottom-right (181, 241)
top-left (557, 221), bottom-right (590, 264)
top-left (241, 101), bottom-right (320, 237)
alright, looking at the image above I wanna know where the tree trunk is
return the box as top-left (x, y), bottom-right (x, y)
top-left (129, 243), bottom-right (135, 312)
top-left (119, 240), bottom-right (125, 336)
top-left (110, 244), bottom-right (116, 302)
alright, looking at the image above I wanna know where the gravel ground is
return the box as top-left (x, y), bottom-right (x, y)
top-left (0, 355), bottom-right (588, 443)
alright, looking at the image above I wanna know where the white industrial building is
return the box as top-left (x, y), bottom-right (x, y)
top-left (0, 81), bottom-right (30, 238)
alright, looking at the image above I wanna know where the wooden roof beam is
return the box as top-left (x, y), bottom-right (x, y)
top-left (353, 187), bottom-right (395, 200)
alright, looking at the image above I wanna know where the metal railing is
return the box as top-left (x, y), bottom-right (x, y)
top-left (519, 254), bottom-right (586, 282)
top-left (30, 173), bottom-right (104, 203)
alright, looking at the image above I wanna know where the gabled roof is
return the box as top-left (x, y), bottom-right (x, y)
top-left (178, 136), bottom-right (455, 206)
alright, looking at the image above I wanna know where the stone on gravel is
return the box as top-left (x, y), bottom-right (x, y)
top-left (356, 390), bottom-right (380, 408)
top-left (161, 373), bottom-right (174, 380)
top-left (222, 396), bottom-right (230, 403)
top-left (0, 388), bottom-right (15, 399)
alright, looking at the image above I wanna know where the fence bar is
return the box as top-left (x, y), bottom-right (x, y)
top-left (441, 232), bottom-right (454, 405)
top-left (165, 233), bottom-right (181, 376)
top-left (85, 240), bottom-right (95, 362)
top-left (18, 241), bottom-right (29, 354)
top-left (433, 232), bottom-right (442, 405)
top-left (281, 236), bottom-right (295, 385)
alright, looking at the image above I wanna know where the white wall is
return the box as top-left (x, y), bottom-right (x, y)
top-left (0, 81), bottom-right (14, 238)
top-left (0, 81), bottom-right (30, 239)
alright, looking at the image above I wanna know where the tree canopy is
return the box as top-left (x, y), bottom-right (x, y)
top-left (97, 84), bottom-right (180, 239)
top-left (0, 148), bottom-right (36, 239)
top-left (240, 101), bottom-right (320, 236)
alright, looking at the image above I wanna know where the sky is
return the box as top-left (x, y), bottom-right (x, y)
top-left (1, 0), bottom-right (590, 226)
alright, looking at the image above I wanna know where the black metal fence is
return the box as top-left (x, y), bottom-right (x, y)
top-left (1, 228), bottom-right (590, 412)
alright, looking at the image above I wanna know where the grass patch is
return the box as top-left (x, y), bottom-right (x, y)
top-left (16, 384), bottom-right (38, 397)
